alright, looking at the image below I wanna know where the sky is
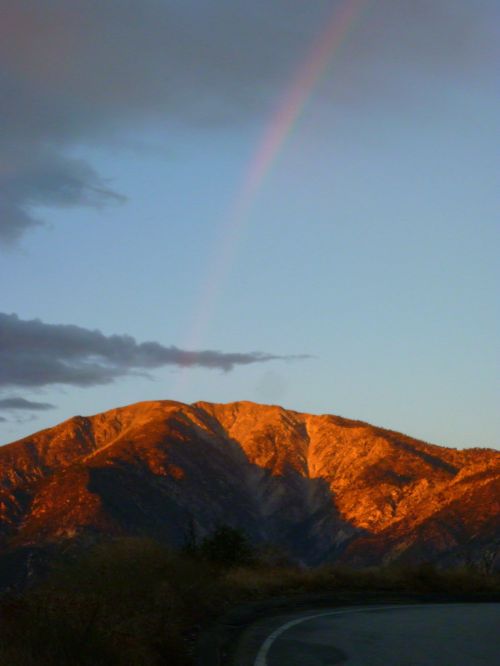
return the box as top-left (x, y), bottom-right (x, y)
top-left (0, 0), bottom-right (498, 450)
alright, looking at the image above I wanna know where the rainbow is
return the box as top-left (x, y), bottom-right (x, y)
top-left (176, 0), bottom-right (367, 386)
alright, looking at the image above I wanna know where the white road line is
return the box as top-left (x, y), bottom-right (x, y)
top-left (253, 603), bottom-right (431, 666)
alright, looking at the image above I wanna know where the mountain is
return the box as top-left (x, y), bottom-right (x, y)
top-left (1, 400), bottom-right (499, 586)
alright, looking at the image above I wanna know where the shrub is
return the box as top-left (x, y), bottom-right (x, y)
top-left (199, 525), bottom-right (255, 568)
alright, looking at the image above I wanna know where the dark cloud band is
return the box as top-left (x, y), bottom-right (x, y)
top-left (0, 0), bottom-right (496, 242)
top-left (0, 313), bottom-right (307, 389)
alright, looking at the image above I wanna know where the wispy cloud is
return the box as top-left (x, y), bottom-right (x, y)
top-left (0, 397), bottom-right (55, 411)
top-left (0, 0), bottom-right (496, 242)
top-left (0, 313), bottom-right (307, 391)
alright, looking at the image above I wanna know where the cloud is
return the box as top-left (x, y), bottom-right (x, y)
top-left (0, 313), bottom-right (307, 389)
top-left (0, 148), bottom-right (126, 243)
top-left (0, 416), bottom-right (6, 423)
top-left (0, 1), bottom-right (496, 242)
top-left (0, 397), bottom-right (55, 411)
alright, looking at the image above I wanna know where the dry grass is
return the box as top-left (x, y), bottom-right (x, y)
top-left (225, 561), bottom-right (500, 599)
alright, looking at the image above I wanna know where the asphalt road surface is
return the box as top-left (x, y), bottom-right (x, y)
top-left (247, 603), bottom-right (500, 666)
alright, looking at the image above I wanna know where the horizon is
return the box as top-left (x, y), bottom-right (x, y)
top-left (1, 1), bottom-right (498, 450)
top-left (1, 396), bottom-right (497, 453)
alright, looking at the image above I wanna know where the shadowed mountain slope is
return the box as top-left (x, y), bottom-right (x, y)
top-left (1, 400), bottom-right (498, 580)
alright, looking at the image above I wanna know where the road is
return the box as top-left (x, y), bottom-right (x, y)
top-left (234, 603), bottom-right (500, 666)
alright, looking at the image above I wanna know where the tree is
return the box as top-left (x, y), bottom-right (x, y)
top-left (181, 515), bottom-right (199, 557)
top-left (199, 525), bottom-right (254, 567)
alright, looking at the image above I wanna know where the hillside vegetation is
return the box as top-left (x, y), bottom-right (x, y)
top-left (1, 535), bottom-right (499, 666)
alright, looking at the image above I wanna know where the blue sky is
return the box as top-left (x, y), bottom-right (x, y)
top-left (0, 1), bottom-right (498, 449)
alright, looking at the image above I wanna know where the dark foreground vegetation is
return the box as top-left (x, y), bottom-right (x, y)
top-left (1, 530), bottom-right (499, 665)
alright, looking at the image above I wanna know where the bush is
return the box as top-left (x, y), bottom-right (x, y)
top-left (0, 538), bottom-right (221, 665)
top-left (198, 525), bottom-right (255, 568)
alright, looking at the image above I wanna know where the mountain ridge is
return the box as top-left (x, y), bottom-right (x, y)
top-left (1, 400), bottom-right (498, 586)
